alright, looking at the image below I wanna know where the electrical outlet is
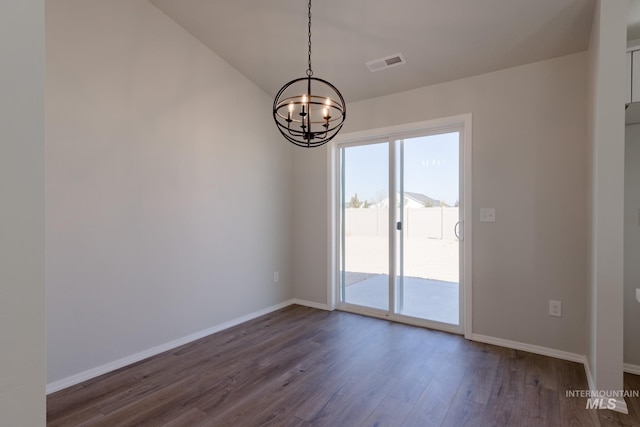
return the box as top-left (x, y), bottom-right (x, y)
top-left (549, 300), bottom-right (562, 317)
top-left (273, 271), bottom-right (279, 283)
top-left (636, 288), bottom-right (640, 303)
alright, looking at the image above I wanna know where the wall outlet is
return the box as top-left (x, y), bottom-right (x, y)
top-left (549, 300), bottom-right (562, 317)
top-left (636, 288), bottom-right (640, 303)
top-left (480, 208), bottom-right (496, 223)
top-left (273, 271), bottom-right (279, 283)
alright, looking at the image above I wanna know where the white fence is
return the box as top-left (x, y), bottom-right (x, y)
top-left (344, 207), bottom-right (459, 240)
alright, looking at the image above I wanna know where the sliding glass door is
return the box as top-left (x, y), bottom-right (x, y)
top-left (338, 128), bottom-right (464, 331)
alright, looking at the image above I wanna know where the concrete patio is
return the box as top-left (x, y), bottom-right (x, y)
top-left (344, 273), bottom-right (459, 325)
top-left (342, 234), bottom-right (460, 325)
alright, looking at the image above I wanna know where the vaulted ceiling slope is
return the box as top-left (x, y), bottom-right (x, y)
top-left (149, 0), bottom-right (595, 103)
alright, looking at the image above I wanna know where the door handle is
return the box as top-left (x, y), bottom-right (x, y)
top-left (454, 221), bottom-right (462, 240)
top-left (396, 221), bottom-right (402, 231)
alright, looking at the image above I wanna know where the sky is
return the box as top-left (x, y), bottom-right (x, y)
top-left (343, 132), bottom-right (459, 206)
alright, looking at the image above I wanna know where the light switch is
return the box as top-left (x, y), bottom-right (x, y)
top-left (480, 208), bottom-right (496, 223)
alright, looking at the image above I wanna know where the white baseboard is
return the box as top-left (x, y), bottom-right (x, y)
top-left (470, 333), bottom-right (586, 363)
top-left (46, 299), bottom-right (296, 394)
top-left (584, 359), bottom-right (629, 414)
top-left (472, 334), bottom-right (629, 414)
top-left (291, 298), bottom-right (332, 311)
top-left (611, 399), bottom-right (629, 414)
top-left (585, 358), bottom-right (632, 414)
top-left (624, 363), bottom-right (640, 375)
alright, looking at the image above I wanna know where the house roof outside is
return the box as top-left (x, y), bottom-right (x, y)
top-left (356, 192), bottom-right (442, 209)
top-left (404, 192), bottom-right (441, 207)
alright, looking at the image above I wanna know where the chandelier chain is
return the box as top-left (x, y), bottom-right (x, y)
top-left (307, 0), bottom-right (313, 77)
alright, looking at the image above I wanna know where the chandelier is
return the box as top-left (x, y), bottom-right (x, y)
top-left (272, 0), bottom-right (346, 148)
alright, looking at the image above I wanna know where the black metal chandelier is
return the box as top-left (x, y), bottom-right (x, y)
top-left (272, 0), bottom-right (346, 148)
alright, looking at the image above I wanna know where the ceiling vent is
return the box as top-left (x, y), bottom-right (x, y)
top-left (366, 53), bottom-right (406, 72)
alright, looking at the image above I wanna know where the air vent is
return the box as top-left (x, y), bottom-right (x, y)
top-left (366, 53), bottom-right (406, 72)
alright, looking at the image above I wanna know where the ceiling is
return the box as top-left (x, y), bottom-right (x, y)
top-left (149, 0), bottom-right (596, 103)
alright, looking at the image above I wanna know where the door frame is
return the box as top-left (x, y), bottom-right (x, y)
top-left (327, 114), bottom-right (473, 338)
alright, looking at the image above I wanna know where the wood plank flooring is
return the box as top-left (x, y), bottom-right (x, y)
top-left (47, 305), bottom-right (640, 426)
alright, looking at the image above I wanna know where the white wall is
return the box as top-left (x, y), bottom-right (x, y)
top-left (0, 0), bottom-right (46, 424)
top-left (293, 152), bottom-right (330, 304)
top-left (586, 0), bottom-right (626, 398)
top-left (46, 0), bottom-right (293, 385)
top-left (293, 52), bottom-right (589, 355)
top-left (625, 124), bottom-right (640, 367)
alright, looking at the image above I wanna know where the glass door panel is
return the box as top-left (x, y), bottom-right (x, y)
top-left (340, 142), bottom-right (389, 311)
top-left (399, 133), bottom-right (460, 324)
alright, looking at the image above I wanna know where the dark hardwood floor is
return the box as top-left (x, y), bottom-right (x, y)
top-left (47, 305), bottom-right (640, 426)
